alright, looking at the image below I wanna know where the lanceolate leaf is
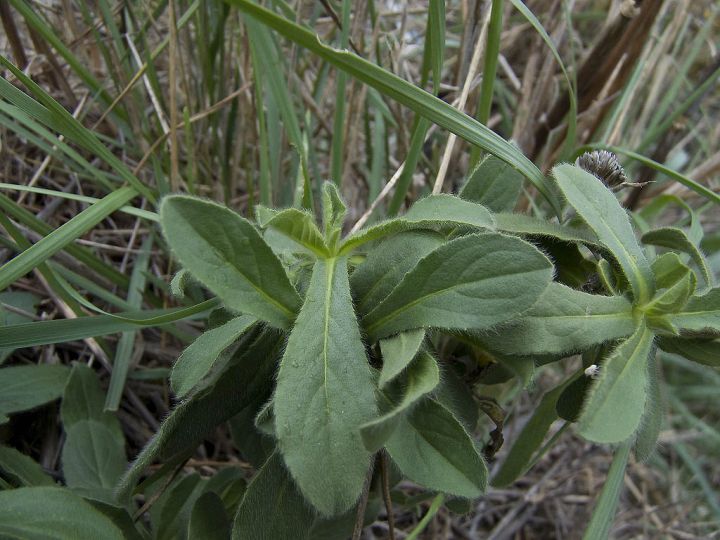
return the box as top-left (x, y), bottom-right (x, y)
top-left (667, 287), bottom-right (720, 337)
top-left (232, 453), bottom-right (314, 540)
top-left (321, 182), bottom-right (347, 238)
top-left (340, 195), bottom-right (494, 254)
top-left (642, 227), bottom-right (713, 291)
top-left (379, 329), bottom-right (425, 388)
top-left (171, 315), bottom-right (257, 398)
top-left (658, 337), bottom-right (720, 367)
top-left (385, 399), bottom-right (487, 498)
top-left (117, 329), bottom-right (281, 500)
top-left (274, 258), bottom-right (377, 516)
top-left (0, 364), bottom-right (70, 424)
top-left (480, 283), bottom-right (636, 355)
top-left (460, 154), bottom-right (524, 212)
top-left (0, 487), bottom-right (125, 540)
top-left (255, 206), bottom-right (329, 257)
top-left (363, 232), bottom-right (553, 340)
top-left (361, 351), bottom-right (440, 452)
top-left (0, 445), bottom-right (55, 487)
top-left (577, 325), bottom-right (656, 443)
top-left (350, 231), bottom-right (444, 317)
top-left (494, 213), bottom-right (600, 247)
top-left (160, 196), bottom-right (301, 329)
top-left (645, 268), bottom-right (696, 316)
top-left (553, 164), bottom-right (654, 304)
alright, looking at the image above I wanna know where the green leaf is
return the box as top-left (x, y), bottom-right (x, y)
top-left (658, 337), bottom-right (720, 367)
top-left (492, 378), bottom-right (573, 487)
top-left (0, 291), bottom-right (38, 363)
top-left (255, 206), bottom-right (329, 257)
top-left (459, 154), bottom-right (524, 212)
top-left (117, 329), bottom-right (281, 501)
top-left (152, 473), bottom-right (206, 540)
top-left (0, 445), bottom-right (55, 486)
top-left (0, 364), bottom-right (70, 424)
top-left (480, 283), bottom-right (636, 355)
top-left (577, 325), bottom-right (656, 443)
top-left (643, 227), bottom-right (713, 291)
top-left (645, 267), bottom-right (696, 316)
top-left (363, 232), bottom-right (553, 340)
top-left (321, 182), bottom-right (347, 238)
top-left (160, 195), bottom-right (301, 329)
top-left (0, 487), bottom-right (125, 539)
top-left (361, 351), bottom-right (440, 452)
top-left (61, 364), bottom-right (122, 439)
top-left (378, 329), bottom-right (425, 388)
top-left (651, 252), bottom-right (693, 289)
top-left (189, 492), bottom-right (231, 540)
top-left (385, 399), bottom-right (487, 498)
top-left (224, 0), bottom-right (558, 210)
top-left (274, 258), bottom-right (376, 516)
top-left (0, 187), bottom-right (137, 292)
top-left (667, 287), bottom-right (720, 337)
top-left (232, 453), bottom-right (315, 540)
top-left (340, 194), bottom-right (495, 254)
top-left (171, 315), bottom-right (256, 398)
top-left (553, 163), bottom-right (654, 304)
top-left (434, 366), bottom-right (480, 431)
top-left (350, 231), bottom-right (444, 317)
top-left (634, 352), bottom-right (664, 462)
top-left (494, 212), bottom-right (600, 247)
top-left (62, 420), bottom-right (127, 492)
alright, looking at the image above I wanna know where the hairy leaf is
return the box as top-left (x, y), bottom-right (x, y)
top-left (171, 315), bottom-right (256, 397)
top-left (321, 182), bottom-right (347, 239)
top-left (494, 213), bottom-right (600, 247)
top-left (232, 453), bottom-right (314, 540)
top-left (0, 364), bottom-right (70, 424)
top-left (379, 329), bottom-right (425, 388)
top-left (642, 227), bottom-right (713, 291)
top-left (350, 230), bottom-right (444, 317)
top-left (553, 164), bottom-right (654, 304)
top-left (460, 154), bottom-right (524, 212)
top-left (480, 283), bottom-right (636, 355)
top-left (255, 206), bottom-right (329, 257)
top-left (667, 287), bottom-right (720, 337)
top-left (658, 337), bottom-right (720, 367)
top-left (363, 232), bottom-right (553, 340)
top-left (160, 195), bottom-right (301, 328)
top-left (645, 267), bottom-right (696, 316)
top-left (0, 487), bottom-right (124, 539)
top-left (274, 258), bottom-right (377, 516)
top-left (386, 399), bottom-right (487, 498)
top-left (117, 329), bottom-right (280, 500)
top-left (361, 351), bottom-right (440, 452)
top-left (340, 195), bottom-right (494, 253)
top-left (578, 325), bottom-right (656, 443)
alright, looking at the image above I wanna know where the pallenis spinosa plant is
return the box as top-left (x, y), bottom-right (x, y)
top-left (114, 153), bottom-right (719, 538)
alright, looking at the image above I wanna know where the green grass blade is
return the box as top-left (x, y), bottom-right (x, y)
top-left (330, 0), bottom-right (351, 186)
top-left (0, 187), bottom-right (137, 292)
top-left (582, 441), bottom-right (630, 540)
top-left (225, 0), bottom-right (558, 212)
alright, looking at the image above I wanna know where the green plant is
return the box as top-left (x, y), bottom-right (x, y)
top-left (0, 0), bottom-right (718, 538)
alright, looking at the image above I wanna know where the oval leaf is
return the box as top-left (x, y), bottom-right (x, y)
top-left (363, 232), bottom-right (553, 340)
top-left (160, 195), bottom-right (301, 329)
top-left (0, 487), bottom-right (124, 539)
top-left (378, 329), bottom-right (425, 388)
top-left (385, 399), bottom-right (487, 498)
top-left (0, 364), bottom-right (70, 424)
